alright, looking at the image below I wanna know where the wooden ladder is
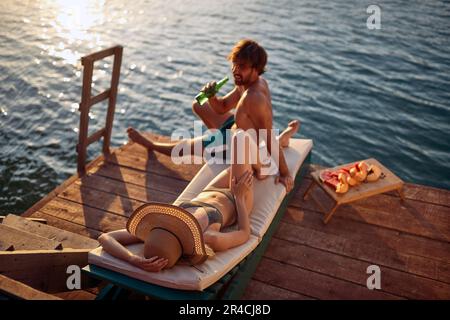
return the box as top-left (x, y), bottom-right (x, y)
top-left (76, 45), bottom-right (123, 176)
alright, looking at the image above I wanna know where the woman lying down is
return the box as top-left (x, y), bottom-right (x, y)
top-left (98, 123), bottom-right (299, 272)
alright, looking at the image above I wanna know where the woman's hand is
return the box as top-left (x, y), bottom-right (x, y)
top-left (231, 170), bottom-right (253, 201)
top-left (128, 255), bottom-right (168, 272)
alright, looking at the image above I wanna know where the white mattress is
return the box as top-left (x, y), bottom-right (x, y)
top-left (88, 138), bottom-right (313, 291)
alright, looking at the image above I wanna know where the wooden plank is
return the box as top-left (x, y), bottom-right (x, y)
top-left (276, 210), bottom-right (450, 283)
top-left (106, 140), bottom-right (202, 181)
top-left (58, 183), bottom-right (144, 217)
top-left (252, 257), bottom-right (403, 300)
top-left (82, 45), bottom-right (120, 63)
top-left (87, 128), bottom-right (105, 146)
top-left (89, 89), bottom-right (110, 106)
top-left (102, 45), bottom-right (122, 154)
top-left (265, 237), bottom-right (450, 299)
top-left (3, 214), bottom-right (99, 250)
top-left (38, 198), bottom-right (127, 234)
top-left (282, 206), bottom-right (450, 266)
top-left (76, 174), bottom-right (182, 204)
top-left (89, 161), bottom-right (188, 195)
top-left (292, 183), bottom-right (450, 242)
top-left (0, 274), bottom-right (62, 300)
top-left (0, 249), bottom-right (91, 293)
top-left (242, 279), bottom-right (315, 300)
top-left (58, 182), bottom-right (177, 217)
top-left (23, 139), bottom-right (133, 220)
top-left (21, 151), bottom-right (106, 218)
top-left (58, 184), bottom-right (148, 217)
top-left (0, 215), bottom-right (47, 224)
top-left (30, 211), bottom-right (102, 240)
top-left (77, 54), bottom-right (94, 175)
top-left (438, 262), bottom-right (450, 283)
top-left (0, 224), bottom-right (62, 251)
top-left (402, 183), bottom-right (450, 208)
top-left (22, 132), bottom-right (192, 219)
top-left (52, 289), bottom-right (96, 300)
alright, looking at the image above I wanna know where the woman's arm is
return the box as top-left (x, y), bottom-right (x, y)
top-left (98, 229), bottom-right (168, 272)
top-left (204, 172), bottom-right (252, 252)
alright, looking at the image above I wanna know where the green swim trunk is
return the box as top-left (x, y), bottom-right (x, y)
top-left (202, 115), bottom-right (235, 149)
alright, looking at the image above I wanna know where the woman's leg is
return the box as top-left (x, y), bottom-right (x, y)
top-left (202, 130), bottom-right (255, 251)
top-left (230, 130), bottom-right (254, 210)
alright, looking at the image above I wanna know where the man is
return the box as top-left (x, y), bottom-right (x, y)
top-left (127, 39), bottom-right (299, 192)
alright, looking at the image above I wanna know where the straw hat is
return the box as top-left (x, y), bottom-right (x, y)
top-left (126, 202), bottom-right (209, 268)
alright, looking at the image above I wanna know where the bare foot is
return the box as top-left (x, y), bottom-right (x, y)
top-left (127, 127), bottom-right (153, 149)
top-left (278, 120), bottom-right (300, 148)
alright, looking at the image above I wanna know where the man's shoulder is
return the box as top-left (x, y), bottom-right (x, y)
top-left (240, 89), bottom-right (266, 106)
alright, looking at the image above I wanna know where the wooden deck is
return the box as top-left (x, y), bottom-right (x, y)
top-left (23, 132), bottom-right (450, 300)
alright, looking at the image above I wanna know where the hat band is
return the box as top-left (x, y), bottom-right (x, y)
top-left (152, 226), bottom-right (184, 253)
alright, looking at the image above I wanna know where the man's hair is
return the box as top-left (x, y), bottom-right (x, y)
top-left (227, 39), bottom-right (267, 75)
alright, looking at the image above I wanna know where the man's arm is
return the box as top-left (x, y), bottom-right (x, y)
top-left (207, 86), bottom-right (242, 114)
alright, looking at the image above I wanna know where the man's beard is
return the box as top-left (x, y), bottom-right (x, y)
top-left (233, 74), bottom-right (245, 86)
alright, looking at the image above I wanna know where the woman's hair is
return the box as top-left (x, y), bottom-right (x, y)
top-left (227, 39), bottom-right (268, 75)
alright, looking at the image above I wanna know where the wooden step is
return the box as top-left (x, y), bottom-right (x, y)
top-left (0, 215), bottom-right (47, 224)
top-left (2, 214), bottom-right (99, 250)
top-left (0, 274), bottom-right (62, 300)
top-left (0, 224), bottom-right (62, 251)
top-left (0, 249), bottom-right (92, 293)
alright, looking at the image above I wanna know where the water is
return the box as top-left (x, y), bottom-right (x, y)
top-left (1, 0), bottom-right (449, 214)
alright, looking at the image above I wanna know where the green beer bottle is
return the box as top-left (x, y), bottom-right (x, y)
top-left (195, 76), bottom-right (229, 106)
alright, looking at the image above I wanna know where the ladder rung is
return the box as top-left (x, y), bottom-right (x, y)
top-left (87, 128), bottom-right (106, 145)
top-left (89, 89), bottom-right (110, 106)
top-left (81, 46), bottom-right (122, 63)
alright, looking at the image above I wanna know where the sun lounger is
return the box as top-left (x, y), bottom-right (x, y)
top-left (83, 138), bottom-right (313, 299)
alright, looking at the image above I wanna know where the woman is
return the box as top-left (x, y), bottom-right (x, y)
top-left (98, 122), bottom-right (299, 272)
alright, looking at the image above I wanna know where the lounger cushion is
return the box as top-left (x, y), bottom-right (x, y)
top-left (88, 138), bottom-right (313, 291)
top-left (176, 138), bottom-right (313, 239)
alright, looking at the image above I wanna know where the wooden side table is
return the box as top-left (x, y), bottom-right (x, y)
top-left (303, 158), bottom-right (405, 224)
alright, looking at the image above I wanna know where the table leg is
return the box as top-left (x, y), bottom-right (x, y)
top-left (323, 202), bottom-right (340, 225)
top-left (303, 180), bottom-right (316, 200)
top-left (396, 188), bottom-right (405, 202)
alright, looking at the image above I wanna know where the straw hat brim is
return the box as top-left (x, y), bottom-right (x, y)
top-left (126, 202), bottom-right (208, 265)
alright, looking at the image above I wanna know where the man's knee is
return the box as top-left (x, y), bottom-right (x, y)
top-left (192, 100), bottom-right (202, 117)
top-left (232, 129), bottom-right (245, 143)
top-left (232, 129), bottom-right (258, 164)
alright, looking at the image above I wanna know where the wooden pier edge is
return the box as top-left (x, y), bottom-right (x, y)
top-left (21, 153), bottom-right (107, 218)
